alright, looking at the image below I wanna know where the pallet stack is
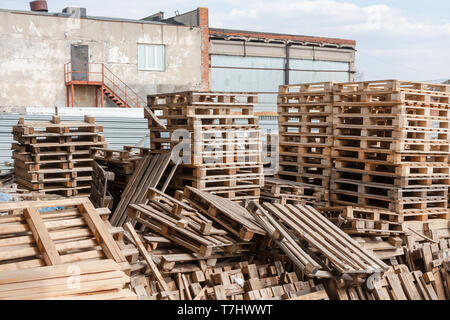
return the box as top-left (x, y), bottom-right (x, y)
top-left (276, 82), bottom-right (334, 204)
top-left (331, 80), bottom-right (450, 222)
top-left (12, 115), bottom-right (106, 197)
top-left (91, 145), bottom-right (152, 208)
top-left (146, 91), bottom-right (264, 202)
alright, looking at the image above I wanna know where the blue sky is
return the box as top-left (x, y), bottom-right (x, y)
top-left (2, 0), bottom-right (449, 81)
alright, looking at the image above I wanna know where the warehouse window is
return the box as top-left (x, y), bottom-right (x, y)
top-left (138, 44), bottom-right (165, 71)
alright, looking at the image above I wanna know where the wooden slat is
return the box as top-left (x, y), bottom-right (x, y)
top-left (124, 222), bottom-right (169, 292)
top-left (79, 200), bottom-right (127, 264)
top-left (24, 207), bottom-right (62, 265)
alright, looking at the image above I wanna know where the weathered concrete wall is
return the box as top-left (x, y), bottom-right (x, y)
top-left (0, 10), bottom-right (203, 108)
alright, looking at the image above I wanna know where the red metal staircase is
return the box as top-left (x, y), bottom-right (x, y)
top-left (64, 62), bottom-right (145, 108)
top-left (64, 62), bottom-right (165, 128)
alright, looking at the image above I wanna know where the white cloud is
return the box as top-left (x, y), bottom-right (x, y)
top-left (208, 0), bottom-right (450, 80)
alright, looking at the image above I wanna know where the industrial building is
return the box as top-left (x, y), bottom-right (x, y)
top-left (0, 5), bottom-right (355, 163)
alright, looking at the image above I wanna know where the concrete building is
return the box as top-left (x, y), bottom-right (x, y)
top-left (0, 6), bottom-right (204, 108)
top-left (0, 4), bottom-right (356, 164)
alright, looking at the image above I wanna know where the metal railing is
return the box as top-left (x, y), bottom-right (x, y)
top-left (64, 62), bottom-right (145, 108)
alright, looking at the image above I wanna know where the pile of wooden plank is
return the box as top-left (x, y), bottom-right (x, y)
top-left (331, 80), bottom-right (450, 222)
top-left (12, 115), bottom-right (106, 197)
top-left (122, 222), bottom-right (329, 300)
top-left (147, 91), bottom-right (264, 202)
top-left (328, 263), bottom-right (449, 300)
top-left (276, 83), bottom-right (334, 204)
top-left (0, 198), bottom-right (136, 299)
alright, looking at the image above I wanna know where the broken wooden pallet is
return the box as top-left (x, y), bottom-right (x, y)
top-left (90, 161), bottom-right (114, 209)
top-left (110, 152), bottom-right (175, 226)
top-left (247, 201), bottom-right (389, 279)
top-left (178, 186), bottom-right (266, 241)
top-left (127, 202), bottom-right (234, 258)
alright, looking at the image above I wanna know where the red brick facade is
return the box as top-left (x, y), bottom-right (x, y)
top-left (198, 7), bottom-right (210, 91)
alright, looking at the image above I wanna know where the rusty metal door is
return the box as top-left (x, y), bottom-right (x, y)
top-left (71, 44), bottom-right (89, 81)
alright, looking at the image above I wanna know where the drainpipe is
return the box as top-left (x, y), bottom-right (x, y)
top-left (284, 42), bottom-right (291, 85)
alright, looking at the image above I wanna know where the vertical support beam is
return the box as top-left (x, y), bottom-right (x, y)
top-left (24, 208), bottom-right (63, 265)
top-left (95, 86), bottom-right (98, 108)
top-left (66, 86), bottom-right (70, 107)
top-left (101, 86), bottom-right (104, 107)
top-left (71, 84), bottom-right (75, 107)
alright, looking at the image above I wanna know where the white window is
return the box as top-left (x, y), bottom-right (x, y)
top-left (138, 44), bottom-right (165, 71)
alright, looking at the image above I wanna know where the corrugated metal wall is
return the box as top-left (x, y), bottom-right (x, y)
top-left (0, 114), bottom-right (149, 166)
top-left (210, 54), bottom-right (351, 132)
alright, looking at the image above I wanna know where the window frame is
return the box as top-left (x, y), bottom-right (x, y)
top-left (137, 43), bottom-right (165, 71)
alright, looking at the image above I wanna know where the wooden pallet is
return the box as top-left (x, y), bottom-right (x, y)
top-left (0, 198), bottom-right (135, 300)
top-left (247, 201), bottom-right (388, 279)
top-left (90, 161), bottom-right (114, 209)
top-left (110, 152), bottom-right (175, 227)
top-left (178, 186), bottom-right (266, 241)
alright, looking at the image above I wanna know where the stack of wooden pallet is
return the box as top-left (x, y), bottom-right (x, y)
top-left (331, 80), bottom-right (450, 222)
top-left (0, 198), bottom-right (136, 300)
top-left (12, 116), bottom-right (106, 197)
top-left (90, 161), bottom-right (114, 209)
top-left (147, 91), bottom-right (264, 202)
top-left (261, 177), bottom-right (327, 206)
top-left (276, 83), bottom-right (334, 204)
top-left (91, 145), bottom-right (152, 206)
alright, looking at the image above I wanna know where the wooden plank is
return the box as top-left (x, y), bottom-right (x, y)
top-left (289, 289), bottom-right (329, 300)
top-left (386, 274), bottom-right (407, 300)
top-left (124, 222), bottom-right (169, 292)
top-left (398, 272), bottom-right (422, 300)
top-left (0, 259), bottom-right (119, 285)
top-left (24, 207), bottom-right (62, 265)
top-left (79, 200), bottom-right (127, 264)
